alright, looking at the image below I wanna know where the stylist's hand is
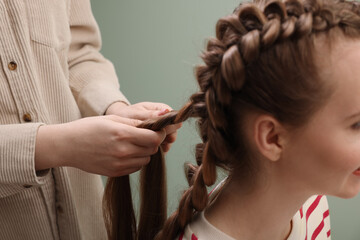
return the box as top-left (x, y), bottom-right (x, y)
top-left (35, 115), bottom-right (166, 177)
top-left (105, 101), bottom-right (182, 152)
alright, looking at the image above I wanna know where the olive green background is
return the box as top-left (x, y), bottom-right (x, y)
top-left (91, 1), bottom-right (360, 239)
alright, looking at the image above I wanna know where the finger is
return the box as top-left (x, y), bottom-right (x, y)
top-left (158, 109), bottom-right (171, 116)
top-left (114, 156), bottom-right (151, 170)
top-left (119, 167), bottom-right (142, 176)
top-left (128, 109), bottom-right (161, 120)
top-left (104, 115), bottom-right (142, 127)
top-left (163, 132), bottom-right (177, 144)
top-left (125, 127), bottom-right (166, 148)
top-left (164, 123), bottom-right (182, 136)
top-left (161, 142), bottom-right (172, 153)
top-left (108, 167), bottom-right (142, 177)
top-left (134, 102), bottom-right (173, 119)
top-left (132, 108), bottom-right (175, 120)
top-left (114, 139), bottom-right (160, 159)
top-left (138, 102), bottom-right (173, 111)
top-left (111, 128), bottom-right (165, 159)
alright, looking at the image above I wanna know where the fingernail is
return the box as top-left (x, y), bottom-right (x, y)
top-left (158, 109), bottom-right (170, 116)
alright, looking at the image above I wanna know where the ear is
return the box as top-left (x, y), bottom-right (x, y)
top-left (253, 115), bottom-right (286, 162)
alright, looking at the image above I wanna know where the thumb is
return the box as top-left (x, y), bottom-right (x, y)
top-left (156, 128), bottom-right (167, 143)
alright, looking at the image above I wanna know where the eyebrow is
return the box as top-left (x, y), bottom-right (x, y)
top-left (346, 111), bottom-right (360, 121)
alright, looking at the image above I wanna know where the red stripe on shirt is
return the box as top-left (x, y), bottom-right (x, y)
top-left (323, 209), bottom-right (329, 218)
top-left (300, 207), bottom-right (303, 219)
top-left (311, 218), bottom-right (324, 240)
top-left (305, 195), bottom-right (323, 240)
top-left (191, 233), bottom-right (198, 240)
top-left (311, 209), bottom-right (330, 240)
top-left (327, 230), bottom-right (331, 237)
top-left (306, 196), bottom-right (323, 220)
top-left (179, 233), bottom-right (184, 240)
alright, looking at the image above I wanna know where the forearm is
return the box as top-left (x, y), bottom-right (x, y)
top-left (68, 0), bottom-right (129, 117)
top-left (34, 116), bottom-right (167, 177)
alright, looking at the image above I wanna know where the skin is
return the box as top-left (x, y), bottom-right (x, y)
top-left (106, 101), bottom-right (181, 152)
top-left (35, 101), bottom-right (181, 177)
top-left (205, 38), bottom-right (360, 240)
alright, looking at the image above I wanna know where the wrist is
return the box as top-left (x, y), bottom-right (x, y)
top-left (105, 101), bottom-right (128, 115)
top-left (35, 124), bottom-right (66, 170)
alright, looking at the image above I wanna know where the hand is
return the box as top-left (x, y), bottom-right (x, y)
top-left (35, 115), bottom-right (166, 177)
top-left (105, 101), bottom-right (182, 152)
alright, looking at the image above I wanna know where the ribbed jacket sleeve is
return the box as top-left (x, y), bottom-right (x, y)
top-left (68, 0), bottom-right (129, 117)
top-left (0, 123), bottom-right (50, 198)
top-left (0, 1), bottom-right (110, 238)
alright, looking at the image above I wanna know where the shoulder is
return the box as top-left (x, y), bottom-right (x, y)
top-left (175, 214), bottom-right (201, 240)
top-left (176, 211), bottom-right (236, 240)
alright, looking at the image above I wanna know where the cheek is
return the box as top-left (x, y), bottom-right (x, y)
top-left (301, 136), bottom-right (360, 196)
top-left (305, 136), bottom-right (350, 174)
top-left (318, 131), bottom-right (360, 173)
top-left (336, 145), bottom-right (360, 173)
top-left (283, 134), bottom-right (351, 189)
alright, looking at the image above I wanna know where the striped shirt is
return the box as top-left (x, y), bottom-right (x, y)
top-left (178, 195), bottom-right (331, 240)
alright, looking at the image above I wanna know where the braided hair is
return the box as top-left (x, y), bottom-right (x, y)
top-left (102, 0), bottom-right (360, 239)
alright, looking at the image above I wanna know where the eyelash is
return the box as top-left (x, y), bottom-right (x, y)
top-left (351, 122), bottom-right (360, 130)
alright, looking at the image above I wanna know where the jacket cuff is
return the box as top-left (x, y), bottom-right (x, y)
top-left (77, 80), bottom-right (130, 117)
top-left (0, 123), bottom-right (51, 189)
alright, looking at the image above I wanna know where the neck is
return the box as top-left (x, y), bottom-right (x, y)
top-left (205, 169), bottom-right (310, 240)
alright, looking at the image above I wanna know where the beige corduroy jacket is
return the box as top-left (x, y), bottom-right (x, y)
top-left (0, 0), bottom-right (129, 239)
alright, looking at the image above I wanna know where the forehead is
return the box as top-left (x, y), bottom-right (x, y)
top-left (315, 39), bottom-right (360, 121)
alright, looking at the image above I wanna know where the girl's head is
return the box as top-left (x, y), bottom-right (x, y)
top-left (205, 0), bottom-right (360, 197)
top-left (155, 0), bottom-right (360, 239)
top-left (102, 0), bottom-right (360, 239)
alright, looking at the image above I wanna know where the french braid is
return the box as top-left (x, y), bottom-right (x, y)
top-left (103, 0), bottom-right (360, 239)
top-left (156, 0), bottom-right (360, 240)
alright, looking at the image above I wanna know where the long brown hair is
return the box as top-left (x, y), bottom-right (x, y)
top-left (103, 0), bottom-right (360, 239)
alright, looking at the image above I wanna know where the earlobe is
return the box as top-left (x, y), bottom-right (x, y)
top-left (253, 116), bottom-right (285, 162)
